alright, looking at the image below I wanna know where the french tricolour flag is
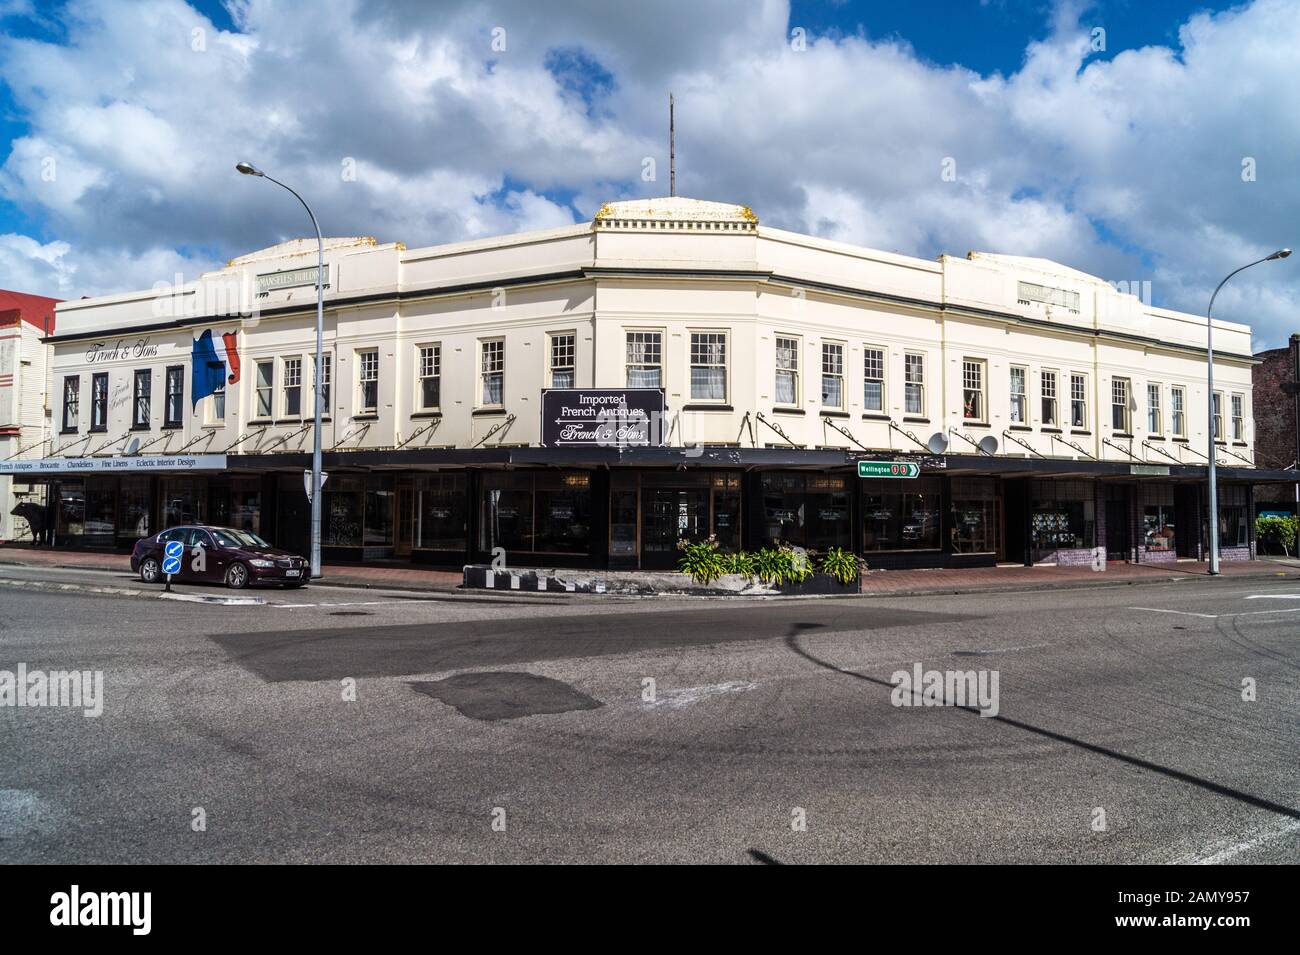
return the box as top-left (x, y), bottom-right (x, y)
top-left (191, 329), bottom-right (241, 407)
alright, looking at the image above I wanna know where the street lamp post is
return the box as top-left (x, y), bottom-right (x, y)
top-left (236, 161), bottom-right (325, 580)
top-left (1204, 248), bottom-right (1291, 575)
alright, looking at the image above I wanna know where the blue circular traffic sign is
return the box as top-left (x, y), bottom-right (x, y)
top-left (162, 556), bottom-right (182, 575)
top-left (164, 540), bottom-right (184, 559)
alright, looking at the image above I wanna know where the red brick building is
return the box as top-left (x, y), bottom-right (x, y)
top-left (1253, 335), bottom-right (1299, 510)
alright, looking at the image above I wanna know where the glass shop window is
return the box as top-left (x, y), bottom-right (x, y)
top-left (415, 473), bottom-right (467, 550)
top-left (949, 477), bottom-right (1000, 554)
top-left (861, 477), bottom-right (942, 552)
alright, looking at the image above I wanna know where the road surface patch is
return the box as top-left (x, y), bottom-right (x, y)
top-left (410, 671), bottom-right (603, 721)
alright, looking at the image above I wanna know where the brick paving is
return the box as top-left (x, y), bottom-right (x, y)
top-left (0, 543), bottom-right (1295, 597)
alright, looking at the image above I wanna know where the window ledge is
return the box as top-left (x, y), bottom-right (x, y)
top-left (353, 413), bottom-right (380, 421)
top-left (1071, 430), bottom-right (1092, 436)
top-left (1146, 435), bottom-right (1165, 441)
top-left (249, 419), bottom-right (273, 426)
top-left (1232, 441), bottom-right (1249, 447)
top-left (681, 404), bottom-right (733, 412)
top-left (60, 428), bottom-right (79, 435)
top-left (471, 408), bottom-right (505, 417)
top-left (1112, 432), bottom-right (1132, 439)
top-left (129, 424), bottom-right (153, 432)
top-left (819, 410), bottom-right (850, 419)
top-left (770, 407), bottom-right (804, 415)
top-left (962, 421), bottom-right (990, 429)
top-left (88, 426), bottom-right (107, 434)
top-left (1041, 427), bottom-right (1062, 434)
top-left (1172, 437), bottom-right (1189, 443)
top-left (410, 411), bottom-right (443, 419)
top-left (1008, 425), bottom-right (1033, 432)
top-left (161, 424), bottom-right (183, 431)
top-left (902, 416), bottom-right (929, 424)
top-left (861, 413), bottom-right (890, 421)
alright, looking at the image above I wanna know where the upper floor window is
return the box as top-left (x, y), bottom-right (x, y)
top-left (208, 384), bottom-right (226, 425)
top-left (315, 354), bottom-right (331, 414)
top-left (863, 346), bottom-right (885, 413)
top-left (1070, 373), bottom-right (1088, 429)
top-left (1231, 393), bottom-right (1244, 441)
top-left (1111, 377), bottom-right (1131, 432)
top-left (1009, 366), bottom-right (1027, 424)
top-left (133, 369), bottom-right (152, 429)
top-left (283, 357), bottom-right (302, 417)
top-left (358, 349), bottom-right (380, 412)
top-left (820, 342), bottom-right (844, 410)
top-left (255, 359), bottom-right (274, 419)
top-left (626, 331), bottom-right (662, 389)
top-left (549, 333), bottom-right (575, 389)
top-left (1041, 370), bottom-right (1058, 427)
top-left (61, 375), bottom-right (79, 432)
top-left (1212, 391), bottom-right (1224, 442)
top-left (1146, 383), bottom-right (1161, 435)
top-left (1171, 385), bottom-right (1186, 437)
top-left (962, 358), bottom-right (986, 421)
top-left (774, 336), bottom-right (799, 406)
top-left (91, 372), bottom-right (108, 431)
top-left (690, 332), bottom-right (727, 402)
top-left (419, 344), bottom-right (441, 410)
top-left (904, 352), bottom-right (925, 416)
top-left (479, 340), bottom-right (503, 407)
top-left (164, 366), bottom-right (184, 428)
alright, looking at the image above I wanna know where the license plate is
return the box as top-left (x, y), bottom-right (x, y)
top-left (286, 569), bottom-right (300, 577)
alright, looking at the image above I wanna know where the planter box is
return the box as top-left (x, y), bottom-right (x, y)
top-left (462, 565), bottom-right (860, 596)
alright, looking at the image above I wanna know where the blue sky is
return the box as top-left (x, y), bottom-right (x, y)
top-left (0, 0), bottom-right (1295, 347)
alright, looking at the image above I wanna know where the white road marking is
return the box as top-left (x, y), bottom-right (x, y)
top-left (1171, 818), bottom-right (1300, 865)
top-left (1244, 593), bottom-right (1300, 600)
top-left (270, 600), bottom-right (390, 609)
top-left (645, 680), bottom-right (760, 709)
top-left (1129, 607), bottom-right (1218, 618)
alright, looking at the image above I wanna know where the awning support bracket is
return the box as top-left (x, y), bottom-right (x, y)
top-left (888, 419), bottom-right (928, 451)
top-left (472, 414), bottom-right (516, 448)
top-left (395, 418), bottom-right (441, 450)
top-left (754, 412), bottom-right (798, 448)
top-left (1102, 436), bottom-right (1141, 462)
top-left (1002, 430), bottom-right (1046, 458)
top-left (259, 421), bottom-right (313, 453)
top-left (823, 416), bottom-right (871, 452)
top-left (1049, 432), bottom-right (1096, 460)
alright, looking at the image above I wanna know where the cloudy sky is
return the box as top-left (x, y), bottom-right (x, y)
top-left (0, 0), bottom-right (1296, 347)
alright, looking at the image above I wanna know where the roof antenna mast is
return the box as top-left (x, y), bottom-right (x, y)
top-left (669, 92), bottom-right (676, 197)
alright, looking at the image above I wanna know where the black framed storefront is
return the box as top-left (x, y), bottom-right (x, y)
top-left (16, 447), bottom-right (1291, 572)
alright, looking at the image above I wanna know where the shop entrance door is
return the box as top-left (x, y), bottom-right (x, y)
top-left (394, 486), bottom-right (415, 557)
top-left (1105, 487), bottom-right (1132, 561)
top-left (641, 487), bottom-right (709, 568)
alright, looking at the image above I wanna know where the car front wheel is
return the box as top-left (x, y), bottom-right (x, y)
top-left (139, 557), bottom-right (160, 584)
top-left (224, 562), bottom-right (250, 589)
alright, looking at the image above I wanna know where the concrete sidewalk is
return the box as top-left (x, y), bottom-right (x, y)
top-left (2, 543), bottom-right (1296, 598)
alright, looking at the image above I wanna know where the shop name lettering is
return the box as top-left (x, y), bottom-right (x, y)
top-left (85, 339), bottom-right (158, 363)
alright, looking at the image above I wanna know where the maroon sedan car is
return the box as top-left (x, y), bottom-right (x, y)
top-left (131, 525), bottom-right (309, 589)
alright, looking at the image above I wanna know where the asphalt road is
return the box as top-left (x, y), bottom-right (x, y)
top-left (0, 564), bottom-right (1297, 863)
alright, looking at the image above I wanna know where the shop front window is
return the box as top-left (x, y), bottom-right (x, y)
top-left (1030, 480), bottom-right (1095, 562)
top-left (949, 478), bottom-right (1000, 555)
top-left (862, 477), bottom-right (941, 551)
top-left (364, 478), bottom-right (395, 546)
top-left (761, 473), bottom-right (851, 551)
top-left (57, 482), bottom-right (85, 536)
top-left (638, 471), bottom-right (741, 560)
top-left (161, 477), bottom-right (206, 529)
top-left (415, 473), bottom-right (467, 550)
top-left (229, 478), bottom-right (261, 535)
top-left (323, 475), bottom-right (364, 546)
top-left (1217, 485), bottom-right (1248, 548)
top-left (1143, 485), bottom-right (1175, 553)
top-left (480, 471), bottom-right (593, 555)
top-left (85, 477), bottom-right (116, 538)
top-left (117, 476), bottom-right (151, 538)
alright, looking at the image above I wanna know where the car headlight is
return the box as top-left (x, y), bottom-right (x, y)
top-left (248, 559), bottom-right (275, 568)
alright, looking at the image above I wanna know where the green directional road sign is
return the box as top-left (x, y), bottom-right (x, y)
top-left (857, 460), bottom-right (920, 479)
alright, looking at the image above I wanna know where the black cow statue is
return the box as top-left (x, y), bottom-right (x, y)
top-left (10, 501), bottom-right (46, 545)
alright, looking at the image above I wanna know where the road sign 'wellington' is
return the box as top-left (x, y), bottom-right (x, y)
top-left (857, 460), bottom-right (920, 479)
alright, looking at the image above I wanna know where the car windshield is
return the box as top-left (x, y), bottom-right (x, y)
top-left (212, 529), bottom-right (271, 549)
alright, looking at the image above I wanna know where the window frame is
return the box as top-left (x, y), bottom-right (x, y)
top-left (61, 375), bottom-right (79, 433)
top-left (1111, 376), bottom-right (1131, 433)
top-left (416, 343), bottom-right (442, 411)
top-left (904, 351), bottom-right (926, 417)
top-left (132, 368), bottom-right (152, 429)
top-left (282, 355), bottom-right (303, 418)
top-left (862, 344), bottom-right (886, 414)
top-left (1170, 385), bottom-right (1186, 437)
top-left (478, 338), bottom-right (504, 409)
top-left (1231, 392), bottom-right (1245, 442)
top-left (1146, 382), bottom-right (1162, 436)
top-left (689, 330), bottom-right (729, 404)
top-left (961, 357), bottom-right (987, 423)
top-left (1070, 373), bottom-right (1089, 430)
top-left (773, 334), bottom-right (800, 408)
top-left (164, 365), bottom-right (184, 428)
top-left (547, 331), bottom-right (576, 390)
top-left (1041, 369), bottom-right (1058, 427)
top-left (314, 352), bottom-right (332, 417)
top-left (1212, 391), bottom-right (1224, 443)
top-left (254, 359), bottom-right (274, 420)
top-left (625, 329), bottom-right (664, 390)
top-left (356, 348), bottom-right (380, 414)
top-left (820, 340), bottom-right (845, 411)
top-left (1009, 364), bottom-right (1027, 424)
top-left (90, 371), bottom-right (108, 432)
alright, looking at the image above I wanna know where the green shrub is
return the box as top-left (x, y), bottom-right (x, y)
top-left (820, 547), bottom-right (861, 584)
top-left (1255, 515), bottom-right (1298, 556)
top-left (676, 536), bottom-right (728, 584)
top-left (723, 550), bottom-right (755, 576)
top-left (752, 544), bottom-right (814, 585)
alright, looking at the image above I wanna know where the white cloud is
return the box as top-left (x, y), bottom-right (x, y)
top-left (0, 0), bottom-right (1295, 347)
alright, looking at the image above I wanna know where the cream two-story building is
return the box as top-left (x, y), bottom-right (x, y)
top-left (3, 197), bottom-right (1286, 570)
